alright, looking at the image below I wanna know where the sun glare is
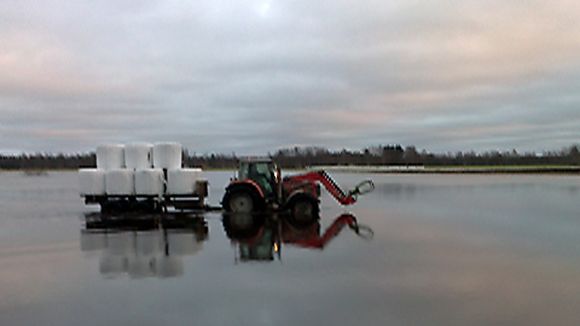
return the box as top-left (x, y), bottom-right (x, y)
top-left (257, 1), bottom-right (271, 17)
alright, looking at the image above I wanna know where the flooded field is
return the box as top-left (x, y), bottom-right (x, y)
top-left (0, 171), bottom-right (579, 325)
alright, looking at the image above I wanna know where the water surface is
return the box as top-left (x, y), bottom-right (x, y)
top-left (0, 171), bottom-right (579, 325)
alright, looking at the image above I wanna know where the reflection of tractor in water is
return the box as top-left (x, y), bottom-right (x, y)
top-left (223, 212), bottom-right (373, 262)
top-left (221, 158), bottom-right (374, 219)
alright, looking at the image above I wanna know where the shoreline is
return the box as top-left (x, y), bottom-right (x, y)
top-left (311, 165), bottom-right (580, 174)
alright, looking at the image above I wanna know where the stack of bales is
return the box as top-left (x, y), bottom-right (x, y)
top-left (79, 142), bottom-right (203, 197)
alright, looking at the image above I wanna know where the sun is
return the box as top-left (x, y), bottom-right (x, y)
top-left (257, 1), bottom-right (272, 17)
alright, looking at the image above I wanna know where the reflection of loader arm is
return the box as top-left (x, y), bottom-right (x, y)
top-left (286, 171), bottom-right (362, 205)
top-left (290, 214), bottom-right (357, 249)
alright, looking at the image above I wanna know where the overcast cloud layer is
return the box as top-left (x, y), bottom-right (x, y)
top-left (1, 0), bottom-right (579, 154)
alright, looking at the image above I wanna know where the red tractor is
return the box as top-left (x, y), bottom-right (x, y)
top-left (221, 158), bottom-right (374, 218)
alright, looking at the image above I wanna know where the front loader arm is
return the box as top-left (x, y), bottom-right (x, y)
top-left (286, 170), bottom-right (373, 205)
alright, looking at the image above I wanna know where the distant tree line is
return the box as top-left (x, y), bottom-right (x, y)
top-left (267, 145), bottom-right (580, 169)
top-left (0, 153), bottom-right (96, 170)
top-left (1, 145), bottom-right (579, 170)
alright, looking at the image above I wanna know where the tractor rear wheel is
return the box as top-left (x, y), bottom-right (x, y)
top-left (227, 191), bottom-right (255, 213)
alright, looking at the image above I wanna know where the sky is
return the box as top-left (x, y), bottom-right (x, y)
top-left (1, 0), bottom-right (579, 155)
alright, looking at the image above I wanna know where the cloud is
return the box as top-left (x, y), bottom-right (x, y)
top-left (1, 0), bottom-right (579, 154)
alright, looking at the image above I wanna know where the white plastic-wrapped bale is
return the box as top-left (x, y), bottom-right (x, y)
top-left (153, 142), bottom-right (182, 169)
top-left (79, 169), bottom-right (106, 195)
top-left (167, 168), bottom-right (202, 195)
top-left (125, 143), bottom-right (153, 170)
top-left (96, 144), bottom-right (125, 170)
top-left (105, 169), bottom-right (135, 195)
top-left (134, 169), bottom-right (164, 196)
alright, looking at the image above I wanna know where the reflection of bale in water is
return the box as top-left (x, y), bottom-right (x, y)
top-left (127, 256), bottom-right (156, 279)
top-left (153, 256), bottom-right (184, 278)
top-left (162, 215), bottom-right (209, 242)
top-left (80, 231), bottom-right (107, 254)
top-left (99, 255), bottom-right (129, 277)
top-left (222, 213), bottom-right (266, 240)
top-left (82, 228), bottom-right (205, 279)
top-left (166, 232), bottom-right (203, 256)
top-left (105, 232), bottom-right (133, 256)
top-left (135, 231), bottom-right (163, 256)
top-left (99, 254), bottom-right (184, 279)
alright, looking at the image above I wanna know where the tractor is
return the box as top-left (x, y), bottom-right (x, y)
top-left (221, 157), bottom-right (374, 219)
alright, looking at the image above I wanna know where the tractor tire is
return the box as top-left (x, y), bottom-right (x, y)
top-left (288, 196), bottom-right (319, 225)
top-left (225, 190), bottom-right (257, 214)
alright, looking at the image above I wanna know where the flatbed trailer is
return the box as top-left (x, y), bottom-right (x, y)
top-left (83, 180), bottom-right (210, 213)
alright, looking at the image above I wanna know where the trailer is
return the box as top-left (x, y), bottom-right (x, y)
top-left (82, 179), bottom-right (209, 212)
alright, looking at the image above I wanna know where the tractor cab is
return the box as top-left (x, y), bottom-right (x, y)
top-left (236, 158), bottom-right (280, 200)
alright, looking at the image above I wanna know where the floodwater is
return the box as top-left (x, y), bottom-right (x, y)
top-left (0, 171), bottom-right (579, 326)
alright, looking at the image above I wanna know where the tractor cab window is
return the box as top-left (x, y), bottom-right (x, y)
top-left (239, 162), bottom-right (274, 180)
top-left (238, 161), bottom-right (276, 198)
top-left (254, 162), bottom-right (272, 176)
